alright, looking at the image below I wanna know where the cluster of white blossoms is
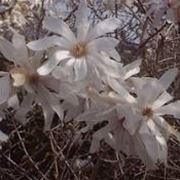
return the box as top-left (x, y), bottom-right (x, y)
top-left (0, 1), bottom-right (180, 169)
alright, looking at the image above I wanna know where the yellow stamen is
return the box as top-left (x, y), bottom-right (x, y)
top-left (70, 43), bottom-right (87, 58)
top-left (142, 107), bottom-right (153, 118)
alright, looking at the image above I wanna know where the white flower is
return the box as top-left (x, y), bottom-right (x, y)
top-left (111, 69), bottom-right (180, 167)
top-left (0, 33), bottom-right (75, 130)
top-left (27, 1), bottom-right (121, 81)
top-left (77, 68), bottom-right (180, 168)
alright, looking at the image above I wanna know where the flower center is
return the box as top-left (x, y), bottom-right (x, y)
top-left (71, 43), bottom-right (87, 58)
top-left (29, 74), bottom-right (40, 85)
top-left (142, 107), bottom-right (153, 118)
top-left (10, 68), bottom-right (28, 87)
top-left (10, 68), bottom-right (39, 87)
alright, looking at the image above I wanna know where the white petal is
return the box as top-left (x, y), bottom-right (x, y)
top-left (52, 58), bottom-right (75, 79)
top-left (159, 68), bottom-right (178, 90)
top-left (12, 33), bottom-right (28, 62)
top-left (88, 18), bottom-right (121, 40)
top-left (43, 16), bottom-right (76, 42)
top-left (15, 94), bottom-right (34, 124)
top-left (129, 77), bottom-right (154, 91)
top-left (49, 94), bottom-right (64, 120)
top-left (155, 100), bottom-right (180, 118)
top-left (122, 107), bottom-right (142, 135)
top-left (75, 1), bottom-right (90, 42)
top-left (41, 75), bottom-right (60, 92)
top-left (123, 59), bottom-right (142, 80)
top-left (43, 106), bottom-right (54, 131)
top-left (136, 80), bottom-right (163, 106)
top-left (153, 116), bottom-right (172, 139)
top-left (106, 49), bottom-right (121, 62)
top-left (108, 78), bottom-right (136, 103)
top-left (154, 116), bottom-right (180, 143)
top-left (94, 53), bottom-right (124, 78)
top-left (37, 50), bottom-right (70, 75)
top-left (74, 58), bottom-right (88, 81)
top-left (0, 36), bottom-right (16, 62)
top-left (152, 91), bottom-right (173, 110)
top-left (8, 94), bottom-right (19, 109)
top-left (0, 72), bottom-right (11, 104)
top-left (0, 130), bottom-right (8, 142)
top-left (133, 135), bottom-right (157, 169)
top-left (39, 85), bottom-right (64, 120)
top-left (27, 36), bottom-right (70, 51)
top-left (147, 119), bottom-right (167, 164)
top-left (139, 120), bottom-right (167, 165)
top-left (90, 126), bottom-right (110, 153)
top-left (63, 101), bottom-right (83, 122)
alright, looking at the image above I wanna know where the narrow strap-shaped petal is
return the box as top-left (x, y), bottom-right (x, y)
top-left (132, 134), bottom-right (157, 169)
top-left (15, 93), bottom-right (34, 124)
top-left (159, 68), bottom-right (178, 90)
top-left (123, 59), bottom-right (142, 80)
top-left (90, 125), bottom-right (110, 153)
top-left (37, 50), bottom-right (70, 75)
top-left (106, 49), bottom-right (121, 62)
top-left (138, 120), bottom-right (167, 166)
top-left (122, 107), bottom-right (142, 135)
top-left (75, 1), bottom-right (91, 42)
top-left (0, 36), bottom-right (17, 62)
top-left (12, 33), bottom-right (28, 63)
top-left (107, 78), bottom-right (136, 103)
top-left (43, 107), bottom-right (54, 131)
top-left (0, 130), bottom-right (8, 142)
top-left (154, 100), bottom-right (180, 118)
top-left (152, 91), bottom-right (173, 110)
top-left (27, 36), bottom-right (70, 51)
top-left (146, 119), bottom-right (167, 165)
top-left (35, 86), bottom-right (54, 130)
top-left (154, 116), bottom-right (180, 142)
top-left (74, 58), bottom-right (88, 81)
top-left (90, 53), bottom-right (124, 78)
top-left (0, 72), bottom-right (11, 105)
top-left (38, 84), bottom-right (64, 120)
top-left (43, 16), bottom-right (76, 43)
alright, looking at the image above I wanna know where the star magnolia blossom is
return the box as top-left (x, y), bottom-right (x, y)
top-left (0, 33), bottom-right (76, 130)
top-left (77, 68), bottom-right (180, 168)
top-left (27, 2), bottom-right (121, 81)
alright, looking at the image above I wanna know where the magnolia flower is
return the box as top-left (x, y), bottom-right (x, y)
top-left (0, 33), bottom-right (76, 130)
top-left (27, 1), bottom-right (121, 81)
top-left (77, 68), bottom-right (180, 168)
